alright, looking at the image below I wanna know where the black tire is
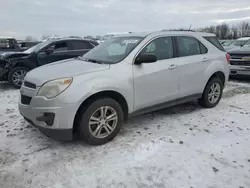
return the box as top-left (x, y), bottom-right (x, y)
top-left (198, 77), bottom-right (223, 108)
top-left (8, 67), bottom-right (29, 89)
top-left (78, 98), bottom-right (124, 145)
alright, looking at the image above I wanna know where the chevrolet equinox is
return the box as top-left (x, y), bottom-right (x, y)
top-left (19, 31), bottom-right (230, 145)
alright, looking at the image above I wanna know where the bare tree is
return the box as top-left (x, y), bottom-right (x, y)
top-left (197, 21), bottom-right (250, 39)
top-left (220, 24), bottom-right (229, 39)
top-left (231, 26), bottom-right (238, 39)
top-left (239, 22), bottom-right (250, 37)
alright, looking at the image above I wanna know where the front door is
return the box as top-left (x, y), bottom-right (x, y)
top-left (37, 41), bottom-right (70, 65)
top-left (133, 36), bottom-right (179, 111)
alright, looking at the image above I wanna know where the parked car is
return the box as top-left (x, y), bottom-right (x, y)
top-left (228, 39), bottom-right (250, 77)
top-left (19, 31), bottom-right (229, 145)
top-left (224, 37), bottom-right (250, 51)
top-left (0, 38), bottom-right (98, 88)
top-left (18, 41), bottom-right (40, 51)
top-left (0, 37), bottom-right (22, 54)
top-left (220, 40), bottom-right (235, 47)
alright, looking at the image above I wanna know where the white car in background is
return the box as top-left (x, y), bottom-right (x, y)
top-left (224, 37), bottom-right (250, 51)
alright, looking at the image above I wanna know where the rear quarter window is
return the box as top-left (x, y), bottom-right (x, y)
top-left (204, 36), bottom-right (225, 51)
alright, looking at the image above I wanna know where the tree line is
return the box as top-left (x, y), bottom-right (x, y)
top-left (24, 21), bottom-right (250, 41)
top-left (197, 21), bottom-right (250, 40)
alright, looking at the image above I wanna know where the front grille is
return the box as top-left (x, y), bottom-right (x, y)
top-left (230, 53), bottom-right (250, 58)
top-left (21, 95), bottom-right (32, 105)
top-left (24, 81), bottom-right (36, 89)
top-left (230, 61), bottom-right (250, 66)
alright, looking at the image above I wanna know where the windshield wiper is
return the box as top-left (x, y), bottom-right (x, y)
top-left (80, 58), bottom-right (103, 64)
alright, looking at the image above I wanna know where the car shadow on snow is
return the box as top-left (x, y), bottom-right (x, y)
top-left (123, 101), bottom-right (202, 131)
top-left (229, 76), bottom-right (250, 83)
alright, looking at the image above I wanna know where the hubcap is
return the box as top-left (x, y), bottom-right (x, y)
top-left (12, 70), bottom-right (27, 86)
top-left (208, 83), bottom-right (221, 104)
top-left (89, 106), bottom-right (118, 139)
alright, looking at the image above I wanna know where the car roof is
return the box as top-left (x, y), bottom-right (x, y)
top-left (115, 30), bottom-right (216, 38)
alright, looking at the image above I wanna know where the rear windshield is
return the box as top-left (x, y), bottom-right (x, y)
top-left (204, 36), bottom-right (225, 51)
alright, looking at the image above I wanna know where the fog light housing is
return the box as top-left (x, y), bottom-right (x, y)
top-left (36, 113), bottom-right (55, 126)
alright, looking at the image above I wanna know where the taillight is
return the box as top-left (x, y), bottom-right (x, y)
top-left (226, 54), bottom-right (230, 64)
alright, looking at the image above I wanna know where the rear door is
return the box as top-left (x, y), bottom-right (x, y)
top-left (173, 36), bottom-right (209, 97)
top-left (67, 40), bottom-right (94, 58)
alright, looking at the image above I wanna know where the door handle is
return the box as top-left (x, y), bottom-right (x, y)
top-left (169, 64), bottom-right (178, 70)
top-left (202, 57), bottom-right (209, 62)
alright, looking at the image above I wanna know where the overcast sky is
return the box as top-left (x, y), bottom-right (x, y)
top-left (1, 0), bottom-right (250, 39)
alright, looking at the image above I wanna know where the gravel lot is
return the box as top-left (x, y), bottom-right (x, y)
top-left (0, 80), bottom-right (250, 188)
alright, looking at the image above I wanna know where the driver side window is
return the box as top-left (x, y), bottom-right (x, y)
top-left (44, 42), bottom-right (68, 53)
top-left (140, 37), bottom-right (174, 60)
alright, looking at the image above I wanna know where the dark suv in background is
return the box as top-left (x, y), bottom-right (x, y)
top-left (0, 37), bottom-right (22, 54)
top-left (0, 38), bottom-right (98, 88)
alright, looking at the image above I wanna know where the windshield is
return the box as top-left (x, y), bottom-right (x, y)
top-left (243, 40), bottom-right (250, 47)
top-left (24, 41), bottom-right (50, 53)
top-left (82, 36), bottom-right (144, 64)
top-left (230, 40), bottom-right (248, 47)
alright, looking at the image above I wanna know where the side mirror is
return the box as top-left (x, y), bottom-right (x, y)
top-left (135, 54), bottom-right (157, 65)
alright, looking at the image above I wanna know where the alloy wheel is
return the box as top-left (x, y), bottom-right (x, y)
top-left (12, 70), bottom-right (27, 86)
top-left (208, 83), bottom-right (221, 104)
top-left (88, 106), bottom-right (118, 139)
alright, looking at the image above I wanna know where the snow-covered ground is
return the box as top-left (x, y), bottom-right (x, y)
top-left (0, 80), bottom-right (250, 188)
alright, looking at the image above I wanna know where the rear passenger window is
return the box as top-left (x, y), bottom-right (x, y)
top-left (204, 36), bottom-right (225, 51)
top-left (70, 41), bottom-right (93, 50)
top-left (176, 36), bottom-right (206, 57)
top-left (141, 37), bottom-right (174, 60)
top-left (199, 42), bottom-right (208, 54)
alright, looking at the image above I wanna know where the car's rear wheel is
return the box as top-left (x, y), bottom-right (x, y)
top-left (78, 98), bottom-right (124, 145)
top-left (8, 67), bottom-right (29, 88)
top-left (199, 77), bottom-right (223, 108)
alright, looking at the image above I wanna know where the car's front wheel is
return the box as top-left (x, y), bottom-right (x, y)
top-left (8, 67), bottom-right (29, 88)
top-left (199, 77), bottom-right (223, 108)
top-left (78, 98), bottom-right (124, 145)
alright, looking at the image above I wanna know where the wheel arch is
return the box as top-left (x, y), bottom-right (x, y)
top-left (73, 90), bottom-right (129, 134)
top-left (203, 71), bottom-right (225, 92)
top-left (13, 60), bottom-right (36, 69)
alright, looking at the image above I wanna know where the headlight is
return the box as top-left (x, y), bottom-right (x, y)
top-left (37, 78), bottom-right (72, 99)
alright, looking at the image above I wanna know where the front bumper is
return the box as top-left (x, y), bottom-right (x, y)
top-left (230, 65), bottom-right (250, 76)
top-left (24, 117), bottom-right (73, 141)
top-left (18, 91), bottom-right (78, 141)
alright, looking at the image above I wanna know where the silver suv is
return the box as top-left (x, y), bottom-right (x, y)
top-left (19, 31), bottom-right (230, 145)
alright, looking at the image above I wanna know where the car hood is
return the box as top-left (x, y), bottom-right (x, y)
top-left (227, 46), bottom-right (250, 54)
top-left (25, 58), bottom-right (110, 86)
top-left (0, 51), bottom-right (30, 59)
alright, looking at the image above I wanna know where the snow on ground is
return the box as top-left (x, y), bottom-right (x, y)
top-left (0, 80), bottom-right (250, 188)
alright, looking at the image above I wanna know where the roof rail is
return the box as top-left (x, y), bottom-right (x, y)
top-left (161, 29), bottom-right (196, 32)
